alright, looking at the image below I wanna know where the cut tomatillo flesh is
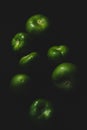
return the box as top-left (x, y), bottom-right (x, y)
top-left (25, 14), bottom-right (50, 35)
top-left (10, 74), bottom-right (30, 91)
top-left (29, 98), bottom-right (53, 122)
top-left (11, 32), bottom-right (28, 51)
top-left (47, 45), bottom-right (69, 62)
top-left (52, 63), bottom-right (77, 90)
top-left (19, 52), bottom-right (38, 67)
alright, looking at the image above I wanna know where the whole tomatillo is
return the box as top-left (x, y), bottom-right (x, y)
top-left (29, 98), bottom-right (53, 122)
top-left (11, 32), bottom-right (28, 51)
top-left (52, 62), bottom-right (77, 91)
top-left (10, 74), bottom-right (30, 92)
top-left (47, 45), bottom-right (69, 62)
top-left (25, 14), bottom-right (50, 35)
top-left (19, 52), bottom-right (38, 67)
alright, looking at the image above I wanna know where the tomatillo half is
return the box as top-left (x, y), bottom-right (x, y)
top-left (52, 62), bottom-right (77, 91)
top-left (11, 32), bottom-right (28, 51)
top-left (25, 14), bottom-right (49, 35)
top-left (10, 74), bottom-right (30, 92)
top-left (19, 52), bottom-right (38, 67)
top-left (47, 45), bottom-right (69, 62)
top-left (29, 98), bottom-right (53, 123)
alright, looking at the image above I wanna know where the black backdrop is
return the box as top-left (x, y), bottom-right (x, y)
top-left (0, 1), bottom-right (86, 130)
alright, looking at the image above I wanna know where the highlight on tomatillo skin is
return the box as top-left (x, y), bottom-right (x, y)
top-left (47, 45), bottom-right (69, 62)
top-left (10, 74), bottom-right (30, 90)
top-left (52, 62), bottom-right (77, 91)
top-left (19, 52), bottom-right (38, 67)
top-left (11, 32), bottom-right (28, 51)
top-left (29, 98), bottom-right (53, 122)
top-left (25, 14), bottom-right (50, 34)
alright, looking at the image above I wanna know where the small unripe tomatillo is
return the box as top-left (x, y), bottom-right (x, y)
top-left (19, 52), bottom-right (39, 67)
top-left (10, 74), bottom-right (30, 92)
top-left (11, 32), bottom-right (28, 52)
top-left (47, 45), bottom-right (69, 62)
top-left (25, 14), bottom-right (50, 35)
top-left (28, 98), bottom-right (53, 123)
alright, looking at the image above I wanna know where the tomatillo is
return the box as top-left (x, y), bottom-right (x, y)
top-left (19, 52), bottom-right (38, 67)
top-left (47, 45), bottom-right (69, 62)
top-left (52, 62), bottom-right (77, 91)
top-left (25, 14), bottom-right (49, 35)
top-left (11, 32), bottom-right (28, 51)
top-left (29, 98), bottom-right (53, 122)
top-left (10, 74), bottom-right (30, 91)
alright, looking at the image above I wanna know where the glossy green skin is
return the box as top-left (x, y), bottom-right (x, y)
top-left (52, 63), bottom-right (76, 90)
top-left (10, 74), bottom-right (30, 90)
top-left (47, 45), bottom-right (69, 62)
top-left (29, 99), bottom-right (53, 122)
top-left (25, 14), bottom-right (49, 34)
top-left (19, 52), bottom-right (38, 66)
top-left (11, 32), bottom-right (28, 51)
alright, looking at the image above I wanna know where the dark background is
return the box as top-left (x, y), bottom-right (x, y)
top-left (0, 1), bottom-right (86, 130)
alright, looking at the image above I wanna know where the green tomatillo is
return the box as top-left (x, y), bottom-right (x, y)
top-left (25, 14), bottom-right (50, 35)
top-left (47, 45), bottom-right (69, 63)
top-left (11, 32), bottom-right (28, 51)
top-left (10, 74), bottom-right (30, 92)
top-left (52, 62), bottom-right (77, 91)
top-left (29, 98), bottom-right (53, 123)
top-left (19, 52), bottom-right (38, 67)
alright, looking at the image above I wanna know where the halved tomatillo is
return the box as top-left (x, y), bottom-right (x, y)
top-left (52, 62), bottom-right (77, 91)
top-left (25, 14), bottom-right (50, 35)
